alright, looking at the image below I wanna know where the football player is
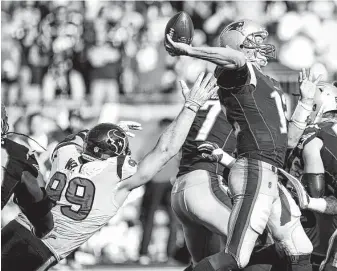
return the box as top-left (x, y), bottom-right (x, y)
top-left (171, 91), bottom-right (236, 269)
top-left (1, 103), bottom-right (54, 239)
top-left (166, 19), bottom-right (314, 271)
top-left (286, 82), bottom-right (337, 271)
top-left (1, 72), bottom-right (218, 271)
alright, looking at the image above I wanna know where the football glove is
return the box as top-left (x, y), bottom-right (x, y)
top-left (117, 121), bottom-right (143, 138)
top-left (198, 141), bottom-right (223, 162)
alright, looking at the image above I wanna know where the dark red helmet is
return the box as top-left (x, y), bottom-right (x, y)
top-left (82, 123), bottom-right (129, 161)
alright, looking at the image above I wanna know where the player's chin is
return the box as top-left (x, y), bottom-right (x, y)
top-left (258, 58), bottom-right (268, 67)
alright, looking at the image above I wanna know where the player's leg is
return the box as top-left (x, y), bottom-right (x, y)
top-left (320, 230), bottom-right (337, 271)
top-left (268, 183), bottom-right (313, 271)
top-left (193, 158), bottom-right (279, 271)
top-left (171, 170), bottom-right (230, 264)
top-left (1, 220), bottom-right (56, 271)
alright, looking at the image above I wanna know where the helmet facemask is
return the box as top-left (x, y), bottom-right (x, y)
top-left (241, 31), bottom-right (276, 67)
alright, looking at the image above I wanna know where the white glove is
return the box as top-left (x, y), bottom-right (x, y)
top-left (298, 68), bottom-right (322, 103)
top-left (198, 141), bottom-right (223, 162)
top-left (198, 141), bottom-right (236, 168)
top-left (117, 121), bottom-right (143, 138)
top-left (181, 72), bottom-right (219, 112)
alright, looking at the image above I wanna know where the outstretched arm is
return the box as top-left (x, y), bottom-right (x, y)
top-left (118, 72), bottom-right (219, 191)
top-left (288, 69), bottom-right (322, 148)
top-left (165, 35), bottom-right (246, 69)
top-left (301, 137), bottom-right (337, 214)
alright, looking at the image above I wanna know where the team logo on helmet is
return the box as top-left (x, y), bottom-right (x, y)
top-left (107, 129), bottom-right (127, 155)
top-left (226, 21), bottom-right (244, 33)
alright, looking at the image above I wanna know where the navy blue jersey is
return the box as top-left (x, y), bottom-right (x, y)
top-left (1, 138), bottom-right (40, 209)
top-left (287, 121), bottom-right (337, 256)
top-left (178, 98), bottom-right (236, 177)
top-left (216, 63), bottom-right (288, 168)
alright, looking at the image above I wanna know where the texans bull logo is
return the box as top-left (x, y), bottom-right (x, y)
top-left (107, 129), bottom-right (127, 155)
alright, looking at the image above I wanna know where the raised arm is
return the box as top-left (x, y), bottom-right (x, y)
top-left (118, 72), bottom-right (219, 191)
top-left (165, 35), bottom-right (246, 69)
top-left (288, 69), bottom-right (322, 148)
top-left (301, 137), bottom-right (337, 215)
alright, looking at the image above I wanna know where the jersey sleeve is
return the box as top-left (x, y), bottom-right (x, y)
top-left (50, 131), bottom-right (87, 173)
top-left (119, 155), bottom-right (138, 180)
top-left (215, 63), bottom-right (254, 89)
top-left (51, 130), bottom-right (88, 161)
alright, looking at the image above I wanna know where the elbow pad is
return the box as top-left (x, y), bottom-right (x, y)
top-left (301, 173), bottom-right (325, 198)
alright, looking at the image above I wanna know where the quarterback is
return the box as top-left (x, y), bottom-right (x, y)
top-left (166, 19), bottom-right (314, 271)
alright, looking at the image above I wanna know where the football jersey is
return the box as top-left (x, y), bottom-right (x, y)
top-left (1, 138), bottom-right (41, 209)
top-left (216, 63), bottom-right (288, 168)
top-left (16, 138), bottom-right (137, 261)
top-left (178, 97), bottom-right (236, 177)
top-left (287, 121), bottom-right (337, 256)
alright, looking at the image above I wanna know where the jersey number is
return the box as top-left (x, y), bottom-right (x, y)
top-left (270, 91), bottom-right (288, 134)
top-left (46, 172), bottom-right (96, 221)
top-left (195, 101), bottom-right (222, 141)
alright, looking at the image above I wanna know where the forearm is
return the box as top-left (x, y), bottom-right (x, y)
top-left (288, 99), bottom-right (314, 148)
top-left (308, 196), bottom-right (337, 215)
top-left (187, 46), bottom-right (246, 69)
top-left (119, 107), bottom-right (197, 191)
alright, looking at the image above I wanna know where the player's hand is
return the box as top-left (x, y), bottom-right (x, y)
top-left (181, 72), bottom-right (219, 111)
top-left (117, 121), bottom-right (143, 138)
top-left (165, 34), bottom-right (191, 56)
top-left (298, 68), bottom-right (322, 103)
top-left (198, 141), bottom-right (223, 162)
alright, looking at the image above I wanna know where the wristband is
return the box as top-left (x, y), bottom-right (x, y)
top-left (290, 120), bottom-right (307, 130)
top-left (184, 101), bottom-right (200, 113)
top-left (307, 198), bottom-right (327, 213)
top-left (214, 149), bottom-right (236, 168)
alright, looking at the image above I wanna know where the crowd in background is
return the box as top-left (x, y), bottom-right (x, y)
top-left (2, 0), bottom-right (337, 106)
top-left (2, 0), bottom-right (337, 269)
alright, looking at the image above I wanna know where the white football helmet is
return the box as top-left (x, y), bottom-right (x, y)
top-left (219, 19), bottom-right (276, 67)
top-left (309, 82), bottom-right (337, 123)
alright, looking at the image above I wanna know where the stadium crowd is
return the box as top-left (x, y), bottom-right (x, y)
top-left (1, 0), bottom-right (337, 269)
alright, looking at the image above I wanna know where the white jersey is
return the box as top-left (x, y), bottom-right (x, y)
top-left (16, 137), bottom-right (137, 261)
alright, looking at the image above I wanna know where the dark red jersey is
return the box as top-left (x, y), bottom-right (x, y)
top-left (216, 63), bottom-right (288, 168)
top-left (178, 97), bottom-right (236, 177)
top-left (287, 121), bottom-right (337, 256)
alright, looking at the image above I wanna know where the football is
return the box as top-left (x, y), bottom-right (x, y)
top-left (165, 11), bottom-right (194, 45)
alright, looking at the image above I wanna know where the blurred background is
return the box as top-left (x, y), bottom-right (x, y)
top-left (1, 0), bottom-right (337, 270)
